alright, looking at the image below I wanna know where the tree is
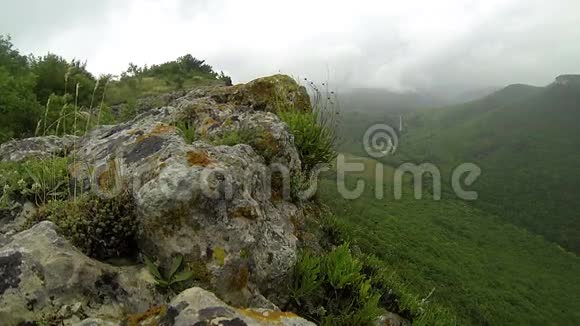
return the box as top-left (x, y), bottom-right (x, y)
top-left (0, 36), bottom-right (41, 142)
top-left (30, 54), bottom-right (97, 107)
top-left (219, 71), bottom-right (233, 86)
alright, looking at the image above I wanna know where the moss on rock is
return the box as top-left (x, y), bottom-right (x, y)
top-left (33, 190), bottom-right (139, 260)
top-left (242, 74), bottom-right (311, 112)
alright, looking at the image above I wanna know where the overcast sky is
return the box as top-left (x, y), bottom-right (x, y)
top-left (2, 0), bottom-right (579, 94)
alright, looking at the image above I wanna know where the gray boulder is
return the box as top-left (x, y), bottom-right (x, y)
top-left (0, 135), bottom-right (78, 162)
top-left (0, 221), bottom-right (163, 325)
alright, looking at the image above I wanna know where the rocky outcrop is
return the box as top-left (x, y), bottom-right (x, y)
top-left (0, 201), bottom-right (35, 236)
top-left (69, 75), bottom-right (306, 302)
top-left (0, 75), bottom-right (315, 325)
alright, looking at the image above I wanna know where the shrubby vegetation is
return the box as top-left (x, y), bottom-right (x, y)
top-left (0, 36), bottom-right (42, 142)
top-left (289, 244), bottom-right (383, 325)
top-left (0, 155), bottom-right (138, 260)
top-left (287, 203), bottom-right (456, 325)
top-left (33, 190), bottom-right (139, 260)
top-left (0, 35), bottom-right (230, 143)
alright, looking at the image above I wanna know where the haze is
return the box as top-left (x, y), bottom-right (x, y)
top-left (2, 0), bottom-right (579, 95)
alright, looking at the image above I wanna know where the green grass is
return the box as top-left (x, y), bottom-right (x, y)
top-left (317, 154), bottom-right (580, 325)
top-left (0, 157), bottom-right (70, 208)
top-left (278, 109), bottom-right (336, 171)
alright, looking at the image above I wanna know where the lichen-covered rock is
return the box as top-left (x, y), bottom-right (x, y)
top-left (63, 75), bottom-right (307, 304)
top-left (0, 200), bottom-right (36, 236)
top-left (0, 135), bottom-right (78, 162)
top-left (178, 74), bottom-right (311, 113)
top-left (0, 221), bottom-right (163, 326)
top-left (0, 75), bottom-right (313, 321)
top-left (163, 287), bottom-right (314, 326)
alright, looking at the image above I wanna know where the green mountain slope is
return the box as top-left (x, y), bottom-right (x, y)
top-left (319, 155), bottom-right (580, 325)
top-left (397, 77), bottom-right (580, 253)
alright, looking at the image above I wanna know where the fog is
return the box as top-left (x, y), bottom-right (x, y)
top-left (2, 0), bottom-right (579, 96)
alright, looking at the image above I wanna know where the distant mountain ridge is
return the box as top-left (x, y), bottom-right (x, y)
top-left (397, 75), bottom-right (580, 253)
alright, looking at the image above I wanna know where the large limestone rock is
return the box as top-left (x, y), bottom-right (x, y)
top-left (68, 75), bottom-right (307, 302)
top-left (0, 221), bottom-right (163, 325)
top-left (0, 74), bottom-right (312, 322)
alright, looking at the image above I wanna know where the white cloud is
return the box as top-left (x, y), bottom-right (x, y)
top-left (2, 0), bottom-right (580, 93)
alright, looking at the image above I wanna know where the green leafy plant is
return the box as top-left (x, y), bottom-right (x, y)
top-left (289, 242), bottom-right (455, 325)
top-left (144, 254), bottom-right (195, 290)
top-left (291, 251), bottom-right (321, 300)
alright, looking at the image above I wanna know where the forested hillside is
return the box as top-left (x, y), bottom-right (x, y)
top-left (396, 81), bottom-right (580, 253)
top-left (323, 80), bottom-right (580, 324)
top-left (318, 154), bottom-right (580, 325)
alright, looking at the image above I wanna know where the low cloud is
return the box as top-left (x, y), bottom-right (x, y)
top-left (2, 0), bottom-right (579, 94)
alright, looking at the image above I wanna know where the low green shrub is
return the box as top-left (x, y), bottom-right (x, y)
top-left (289, 244), bottom-right (383, 325)
top-left (290, 243), bottom-right (457, 325)
top-left (173, 121), bottom-right (196, 144)
top-left (33, 190), bottom-right (138, 260)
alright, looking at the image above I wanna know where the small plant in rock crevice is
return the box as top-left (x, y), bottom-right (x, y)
top-left (278, 109), bottom-right (336, 172)
top-left (144, 254), bottom-right (195, 292)
top-left (173, 120), bottom-right (196, 144)
top-left (274, 77), bottom-right (338, 173)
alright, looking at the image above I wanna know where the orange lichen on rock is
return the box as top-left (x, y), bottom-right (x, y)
top-left (231, 206), bottom-right (257, 220)
top-left (151, 123), bottom-right (177, 135)
top-left (136, 123), bottom-right (176, 143)
top-left (97, 159), bottom-right (119, 193)
top-left (126, 304), bottom-right (167, 326)
top-left (237, 308), bottom-right (301, 323)
top-left (186, 150), bottom-right (214, 166)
